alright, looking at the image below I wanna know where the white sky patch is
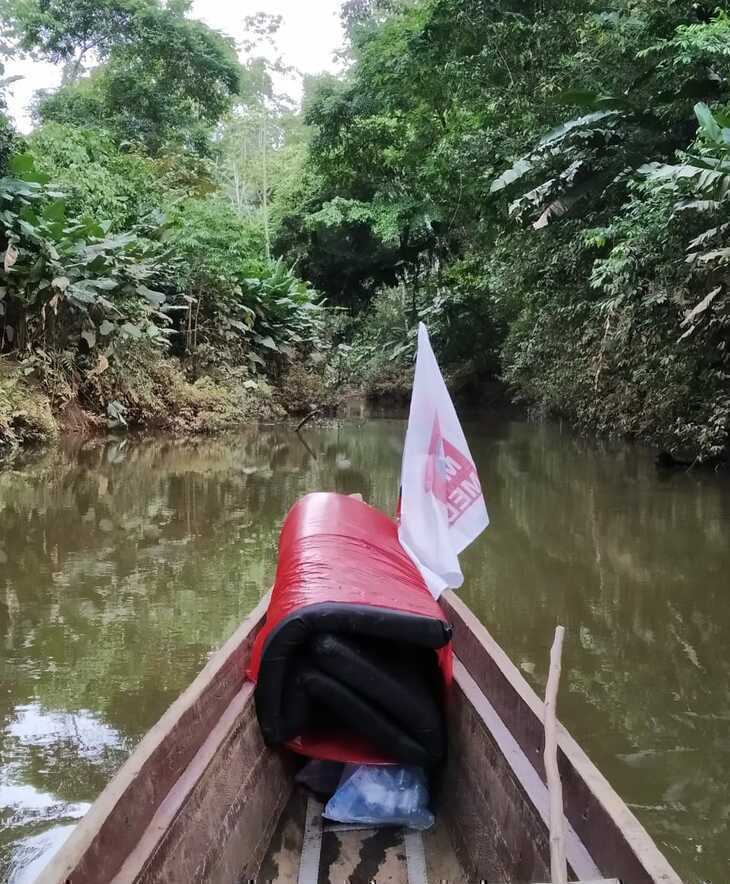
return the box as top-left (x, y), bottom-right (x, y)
top-left (3, 58), bottom-right (62, 134)
top-left (3, 0), bottom-right (346, 132)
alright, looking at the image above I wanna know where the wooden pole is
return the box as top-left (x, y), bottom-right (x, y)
top-left (544, 625), bottom-right (567, 884)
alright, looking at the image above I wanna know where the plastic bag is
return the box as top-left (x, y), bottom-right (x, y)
top-left (323, 764), bottom-right (435, 830)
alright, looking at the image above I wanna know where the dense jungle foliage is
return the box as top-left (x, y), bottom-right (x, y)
top-left (279, 0), bottom-right (730, 462)
top-left (1, 0), bottom-right (728, 462)
top-left (0, 1), bottom-right (328, 448)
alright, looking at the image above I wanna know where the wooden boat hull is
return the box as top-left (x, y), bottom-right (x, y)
top-left (38, 592), bottom-right (682, 884)
top-left (440, 594), bottom-right (679, 884)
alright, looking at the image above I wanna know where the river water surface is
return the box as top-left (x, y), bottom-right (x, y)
top-left (1, 413), bottom-right (728, 883)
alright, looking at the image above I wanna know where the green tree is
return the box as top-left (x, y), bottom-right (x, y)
top-left (283, 0), bottom-right (728, 459)
top-left (4, 0), bottom-right (240, 152)
top-left (216, 14), bottom-right (303, 258)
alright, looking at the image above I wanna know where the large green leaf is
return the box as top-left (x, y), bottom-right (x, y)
top-left (18, 219), bottom-right (41, 240)
top-left (8, 153), bottom-right (36, 175)
top-left (553, 90), bottom-right (634, 112)
top-left (694, 102), bottom-right (723, 145)
top-left (538, 111), bottom-right (620, 148)
top-left (68, 285), bottom-right (97, 304)
top-left (8, 152), bottom-right (50, 184)
top-left (87, 233), bottom-right (136, 256)
top-left (0, 178), bottom-right (41, 201)
top-left (42, 199), bottom-right (66, 223)
top-left (639, 160), bottom-right (730, 198)
top-left (256, 335), bottom-right (279, 351)
top-left (490, 158), bottom-right (534, 194)
top-left (137, 284), bottom-right (165, 306)
top-left (121, 322), bottom-right (143, 339)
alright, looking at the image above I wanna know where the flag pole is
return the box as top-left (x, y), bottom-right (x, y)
top-left (544, 625), bottom-right (567, 884)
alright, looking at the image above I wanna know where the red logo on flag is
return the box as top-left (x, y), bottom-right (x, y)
top-left (426, 416), bottom-right (483, 525)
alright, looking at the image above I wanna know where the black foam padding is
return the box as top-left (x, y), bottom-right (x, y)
top-left (308, 633), bottom-right (445, 763)
top-left (299, 667), bottom-right (433, 768)
top-left (254, 602), bottom-right (451, 752)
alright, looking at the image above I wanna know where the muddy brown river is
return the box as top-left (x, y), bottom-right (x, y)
top-left (1, 412), bottom-right (728, 882)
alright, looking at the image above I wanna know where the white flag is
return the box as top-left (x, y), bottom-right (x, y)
top-left (398, 323), bottom-right (489, 599)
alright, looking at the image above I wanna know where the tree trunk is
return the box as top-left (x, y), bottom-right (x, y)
top-left (262, 117), bottom-right (271, 260)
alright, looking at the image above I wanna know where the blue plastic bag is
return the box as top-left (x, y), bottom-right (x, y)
top-left (323, 764), bottom-right (435, 830)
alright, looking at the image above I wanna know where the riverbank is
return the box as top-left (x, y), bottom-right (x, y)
top-left (357, 355), bottom-right (728, 469)
top-left (2, 349), bottom-right (726, 471)
top-left (0, 353), bottom-right (340, 457)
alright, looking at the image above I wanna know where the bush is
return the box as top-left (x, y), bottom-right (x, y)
top-left (273, 361), bottom-right (340, 416)
top-left (0, 363), bottom-right (57, 449)
top-left (27, 124), bottom-right (162, 229)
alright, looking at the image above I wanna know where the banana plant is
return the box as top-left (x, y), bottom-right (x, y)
top-left (1, 152), bottom-right (170, 362)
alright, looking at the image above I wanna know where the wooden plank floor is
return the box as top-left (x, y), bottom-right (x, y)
top-left (257, 792), bottom-right (467, 884)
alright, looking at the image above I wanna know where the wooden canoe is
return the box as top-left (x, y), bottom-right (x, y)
top-left (37, 591), bottom-right (682, 884)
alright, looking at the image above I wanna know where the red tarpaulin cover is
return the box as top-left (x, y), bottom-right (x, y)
top-left (248, 492), bottom-right (452, 763)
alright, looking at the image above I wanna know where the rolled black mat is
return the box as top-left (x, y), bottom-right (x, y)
top-left (254, 607), bottom-right (448, 766)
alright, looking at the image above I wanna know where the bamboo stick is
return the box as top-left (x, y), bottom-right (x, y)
top-left (544, 625), bottom-right (567, 884)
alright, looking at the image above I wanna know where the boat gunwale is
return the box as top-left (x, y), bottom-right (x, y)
top-left (38, 588), bottom-right (682, 884)
top-left (441, 590), bottom-right (682, 884)
top-left (36, 592), bottom-right (272, 884)
top-left (449, 655), bottom-right (602, 881)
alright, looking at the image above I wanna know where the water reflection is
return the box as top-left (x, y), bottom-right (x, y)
top-left (0, 417), bottom-right (728, 883)
top-left (0, 705), bottom-right (106, 881)
top-left (0, 422), bottom-right (402, 879)
top-left (460, 420), bottom-right (730, 883)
